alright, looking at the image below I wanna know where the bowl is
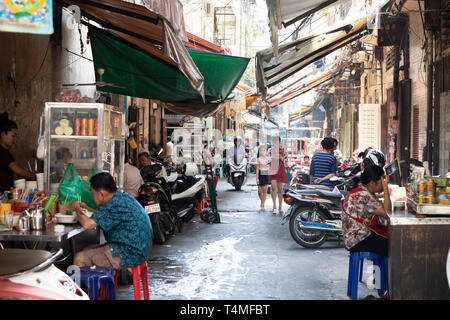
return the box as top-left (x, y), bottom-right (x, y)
top-left (55, 213), bottom-right (78, 224)
top-left (81, 209), bottom-right (94, 218)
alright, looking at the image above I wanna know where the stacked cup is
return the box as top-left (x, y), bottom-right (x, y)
top-left (14, 179), bottom-right (26, 190)
top-left (25, 181), bottom-right (37, 192)
top-left (36, 173), bottom-right (44, 191)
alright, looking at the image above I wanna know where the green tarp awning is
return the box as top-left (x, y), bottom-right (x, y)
top-left (89, 26), bottom-right (250, 105)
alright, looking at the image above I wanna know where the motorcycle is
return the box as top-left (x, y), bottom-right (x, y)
top-left (227, 157), bottom-right (248, 191)
top-left (288, 164), bottom-right (310, 188)
top-left (138, 161), bottom-right (181, 245)
top-left (0, 248), bottom-right (89, 300)
top-left (167, 162), bottom-right (206, 223)
top-left (281, 171), bottom-right (361, 248)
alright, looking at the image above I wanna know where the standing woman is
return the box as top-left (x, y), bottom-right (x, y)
top-left (0, 112), bottom-right (36, 193)
top-left (268, 136), bottom-right (289, 214)
top-left (256, 146), bottom-right (270, 211)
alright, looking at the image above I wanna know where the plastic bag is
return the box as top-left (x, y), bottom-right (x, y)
top-left (81, 168), bottom-right (99, 210)
top-left (58, 163), bottom-right (83, 204)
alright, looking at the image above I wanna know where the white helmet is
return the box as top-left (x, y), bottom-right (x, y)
top-left (184, 162), bottom-right (199, 176)
top-left (333, 149), bottom-right (342, 161)
top-left (363, 149), bottom-right (386, 168)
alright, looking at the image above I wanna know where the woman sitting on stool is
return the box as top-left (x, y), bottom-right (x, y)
top-left (341, 165), bottom-right (391, 257)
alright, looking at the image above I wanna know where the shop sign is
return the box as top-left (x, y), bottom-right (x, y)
top-left (389, 119), bottom-right (399, 135)
top-left (0, 0), bottom-right (53, 34)
top-left (389, 102), bottom-right (396, 117)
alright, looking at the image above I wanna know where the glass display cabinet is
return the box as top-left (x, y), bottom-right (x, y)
top-left (42, 102), bottom-right (126, 193)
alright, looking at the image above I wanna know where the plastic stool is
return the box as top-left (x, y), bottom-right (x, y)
top-left (347, 251), bottom-right (388, 300)
top-left (197, 197), bottom-right (208, 215)
top-left (128, 262), bottom-right (149, 300)
top-left (77, 266), bottom-right (116, 300)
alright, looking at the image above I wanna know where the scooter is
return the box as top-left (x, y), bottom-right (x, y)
top-left (0, 248), bottom-right (89, 300)
top-left (281, 173), bottom-right (360, 248)
top-left (227, 157), bottom-right (248, 191)
top-left (138, 162), bottom-right (181, 244)
top-left (167, 163), bottom-right (206, 223)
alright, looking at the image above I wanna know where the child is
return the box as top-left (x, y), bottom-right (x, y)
top-left (302, 155), bottom-right (310, 166)
top-left (256, 146), bottom-right (270, 211)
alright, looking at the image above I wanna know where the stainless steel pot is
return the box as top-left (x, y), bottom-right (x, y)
top-left (25, 208), bottom-right (47, 230)
top-left (18, 214), bottom-right (30, 231)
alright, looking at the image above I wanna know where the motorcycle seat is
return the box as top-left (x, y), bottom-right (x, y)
top-left (0, 248), bottom-right (52, 276)
top-left (317, 190), bottom-right (343, 199)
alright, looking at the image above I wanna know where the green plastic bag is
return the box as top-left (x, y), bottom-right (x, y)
top-left (58, 163), bottom-right (83, 205)
top-left (81, 168), bottom-right (99, 210)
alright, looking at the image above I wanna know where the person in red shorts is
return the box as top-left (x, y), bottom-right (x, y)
top-left (268, 136), bottom-right (289, 214)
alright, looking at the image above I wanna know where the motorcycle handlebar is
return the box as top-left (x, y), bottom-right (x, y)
top-left (335, 172), bottom-right (361, 188)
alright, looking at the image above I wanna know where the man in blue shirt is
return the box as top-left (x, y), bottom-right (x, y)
top-left (69, 173), bottom-right (153, 269)
top-left (309, 137), bottom-right (338, 189)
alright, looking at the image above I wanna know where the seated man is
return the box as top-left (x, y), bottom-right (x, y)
top-left (68, 172), bottom-right (153, 269)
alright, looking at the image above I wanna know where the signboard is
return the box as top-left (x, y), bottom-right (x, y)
top-left (0, 0), bottom-right (53, 34)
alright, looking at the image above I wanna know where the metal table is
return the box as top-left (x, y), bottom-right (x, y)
top-left (0, 223), bottom-right (87, 242)
top-left (388, 213), bottom-right (450, 300)
top-left (0, 223), bottom-right (100, 268)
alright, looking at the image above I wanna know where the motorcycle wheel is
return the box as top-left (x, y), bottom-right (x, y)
top-left (149, 213), bottom-right (166, 244)
top-left (159, 196), bottom-right (176, 236)
top-left (177, 217), bottom-right (183, 233)
top-left (181, 207), bottom-right (197, 222)
top-left (289, 207), bottom-right (328, 248)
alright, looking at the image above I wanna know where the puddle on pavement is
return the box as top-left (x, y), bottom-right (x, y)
top-left (145, 237), bottom-right (248, 299)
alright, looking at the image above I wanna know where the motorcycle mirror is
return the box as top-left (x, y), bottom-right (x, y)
top-left (344, 169), bottom-right (351, 176)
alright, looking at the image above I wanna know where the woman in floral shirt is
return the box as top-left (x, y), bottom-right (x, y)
top-left (341, 165), bottom-right (391, 256)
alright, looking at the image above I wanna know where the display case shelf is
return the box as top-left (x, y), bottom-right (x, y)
top-left (51, 135), bottom-right (98, 140)
top-left (43, 103), bottom-right (125, 191)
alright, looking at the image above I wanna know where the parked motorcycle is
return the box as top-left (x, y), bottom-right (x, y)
top-left (227, 157), bottom-right (248, 191)
top-left (288, 164), bottom-right (310, 188)
top-left (138, 162), bottom-right (181, 244)
top-left (281, 171), bottom-right (360, 248)
top-left (0, 248), bottom-right (89, 300)
top-left (167, 162), bottom-right (206, 222)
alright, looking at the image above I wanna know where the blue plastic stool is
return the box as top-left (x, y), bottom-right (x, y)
top-left (347, 251), bottom-right (388, 300)
top-left (78, 266), bottom-right (117, 300)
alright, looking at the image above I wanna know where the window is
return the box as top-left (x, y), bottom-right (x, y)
top-left (214, 6), bottom-right (236, 46)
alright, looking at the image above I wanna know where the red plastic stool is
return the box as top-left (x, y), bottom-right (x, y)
top-left (127, 262), bottom-right (149, 300)
top-left (197, 197), bottom-right (208, 215)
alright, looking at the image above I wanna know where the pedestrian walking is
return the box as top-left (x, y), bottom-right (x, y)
top-left (256, 146), bottom-right (270, 211)
top-left (268, 136), bottom-right (289, 214)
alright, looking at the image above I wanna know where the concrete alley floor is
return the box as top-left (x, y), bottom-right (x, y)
top-left (116, 174), bottom-right (377, 300)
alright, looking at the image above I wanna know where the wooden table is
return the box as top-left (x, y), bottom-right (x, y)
top-left (389, 214), bottom-right (450, 299)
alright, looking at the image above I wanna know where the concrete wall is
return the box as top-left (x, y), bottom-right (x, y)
top-left (0, 7), bottom-right (96, 170)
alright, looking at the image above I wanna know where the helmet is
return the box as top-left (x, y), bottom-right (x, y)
top-left (363, 149), bottom-right (386, 168)
top-left (333, 149), bottom-right (342, 161)
top-left (184, 162), bottom-right (199, 176)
